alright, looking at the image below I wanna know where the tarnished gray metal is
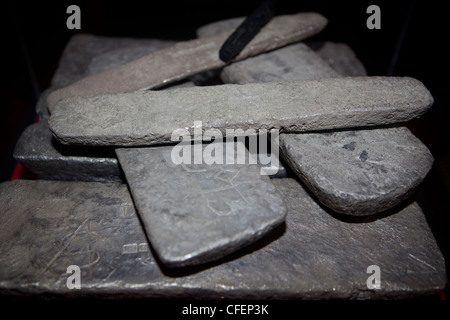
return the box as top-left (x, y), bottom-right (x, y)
top-left (196, 17), bottom-right (366, 77)
top-left (0, 179), bottom-right (445, 298)
top-left (280, 127), bottom-right (434, 215)
top-left (17, 35), bottom-right (188, 182)
top-left (220, 43), bottom-right (339, 83)
top-left (86, 46), bottom-right (175, 76)
top-left (116, 142), bottom-right (287, 267)
top-left (214, 39), bottom-right (434, 216)
top-left (37, 36), bottom-right (176, 119)
top-left (13, 119), bottom-right (287, 182)
top-left (16, 34), bottom-right (286, 182)
top-left (51, 34), bottom-right (176, 90)
top-left (309, 41), bottom-right (367, 77)
top-left (46, 13), bottom-right (328, 110)
top-left (13, 119), bottom-right (122, 182)
top-left (49, 77), bottom-right (433, 146)
top-left (5, 15), bottom-right (443, 301)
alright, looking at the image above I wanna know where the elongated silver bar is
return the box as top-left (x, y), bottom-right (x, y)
top-left (0, 179), bottom-right (445, 298)
top-left (47, 13), bottom-right (328, 111)
top-left (49, 77), bottom-right (433, 146)
top-left (216, 33), bottom-right (434, 216)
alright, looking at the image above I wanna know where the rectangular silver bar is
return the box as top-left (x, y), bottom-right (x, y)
top-left (0, 179), bottom-right (445, 298)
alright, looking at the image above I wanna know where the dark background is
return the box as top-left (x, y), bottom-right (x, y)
top-left (1, 0), bottom-right (449, 297)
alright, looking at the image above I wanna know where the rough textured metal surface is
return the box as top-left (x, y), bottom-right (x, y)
top-left (0, 179), bottom-right (445, 298)
top-left (196, 17), bottom-right (366, 78)
top-left (51, 34), bottom-right (176, 89)
top-left (116, 142), bottom-right (286, 267)
top-left (280, 127), bottom-right (434, 215)
top-left (49, 77), bottom-right (433, 146)
top-left (217, 35), bottom-right (432, 216)
top-left (13, 118), bottom-right (286, 181)
top-left (46, 13), bottom-right (328, 110)
top-left (13, 120), bottom-right (122, 182)
top-left (21, 36), bottom-right (194, 182)
top-left (86, 46), bottom-right (173, 76)
top-left (21, 33), bottom-right (279, 182)
top-left (38, 35), bottom-right (176, 119)
top-left (220, 43), bottom-right (339, 83)
top-left (87, 46), bottom-right (196, 89)
top-left (309, 41), bottom-right (367, 77)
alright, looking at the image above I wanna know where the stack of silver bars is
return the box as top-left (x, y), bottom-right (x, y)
top-left (2, 12), bottom-right (447, 299)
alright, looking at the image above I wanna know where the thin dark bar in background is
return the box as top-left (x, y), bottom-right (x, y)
top-left (219, 0), bottom-right (277, 62)
top-left (387, 0), bottom-right (415, 76)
